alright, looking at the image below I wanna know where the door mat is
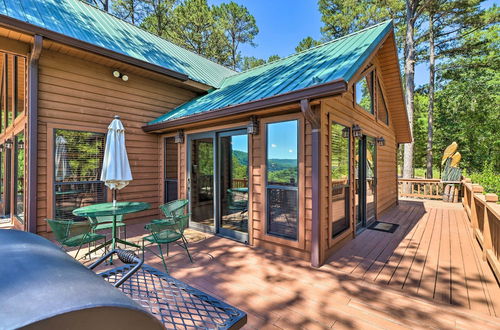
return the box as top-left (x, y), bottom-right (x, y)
top-left (368, 221), bottom-right (399, 233)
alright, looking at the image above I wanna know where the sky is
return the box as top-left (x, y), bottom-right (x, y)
top-left (209, 0), bottom-right (499, 87)
top-left (208, 0), bottom-right (429, 87)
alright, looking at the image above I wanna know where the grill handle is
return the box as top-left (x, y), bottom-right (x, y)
top-left (88, 249), bottom-right (144, 287)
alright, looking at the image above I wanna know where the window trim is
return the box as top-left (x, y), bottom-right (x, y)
top-left (260, 113), bottom-right (305, 250)
top-left (46, 123), bottom-right (110, 222)
top-left (353, 69), bottom-right (375, 117)
top-left (376, 74), bottom-right (390, 127)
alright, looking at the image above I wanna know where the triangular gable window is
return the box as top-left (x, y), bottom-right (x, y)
top-left (355, 71), bottom-right (374, 114)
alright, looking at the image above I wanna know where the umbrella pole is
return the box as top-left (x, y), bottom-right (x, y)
top-left (112, 189), bottom-right (117, 208)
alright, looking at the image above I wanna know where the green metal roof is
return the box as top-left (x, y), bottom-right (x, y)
top-left (149, 21), bottom-right (393, 125)
top-left (0, 0), bottom-right (236, 87)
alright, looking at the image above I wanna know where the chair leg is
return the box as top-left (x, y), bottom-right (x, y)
top-left (75, 243), bottom-right (84, 260)
top-left (157, 244), bottom-right (168, 273)
top-left (181, 236), bottom-right (193, 263)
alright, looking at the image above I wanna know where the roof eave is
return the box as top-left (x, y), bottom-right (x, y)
top-left (0, 14), bottom-right (191, 82)
top-left (143, 78), bottom-right (348, 133)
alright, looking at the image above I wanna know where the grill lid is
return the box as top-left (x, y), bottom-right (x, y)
top-left (0, 230), bottom-right (163, 330)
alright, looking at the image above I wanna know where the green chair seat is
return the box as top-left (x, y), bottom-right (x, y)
top-left (46, 219), bottom-right (106, 260)
top-left (63, 232), bottom-right (106, 247)
top-left (143, 230), bottom-right (182, 244)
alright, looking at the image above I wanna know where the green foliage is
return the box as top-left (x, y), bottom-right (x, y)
top-left (241, 56), bottom-right (266, 70)
top-left (295, 36), bottom-right (320, 52)
top-left (214, 1), bottom-right (259, 70)
top-left (469, 163), bottom-right (500, 195)
top-left (267, 54), bottom-right (281, 63)
top-left (433, 23), bottom-right (500, 174)
top-left (412, 92), bottom-right (429, 169)
top-left (318, 0), bottom-right (405, 46)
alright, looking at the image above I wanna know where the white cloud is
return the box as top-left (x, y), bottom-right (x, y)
top-left (271, 144), bottom-right (277, 148)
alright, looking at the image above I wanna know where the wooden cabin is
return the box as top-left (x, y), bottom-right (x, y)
top-left (0, 0), bottom-right (410, 266)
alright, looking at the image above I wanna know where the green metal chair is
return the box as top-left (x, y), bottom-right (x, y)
top-left (142, 214), bottom-right (193, 273)
top-left (88, 215), bottom-right (127, 239)
top-left (46, 219), bottom-right (106, 260)
top-left (159, 199), bottom-right (188, 219)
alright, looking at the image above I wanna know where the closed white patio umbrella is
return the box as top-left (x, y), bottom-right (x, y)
top-left (101, 115), bottom-right (132, 207)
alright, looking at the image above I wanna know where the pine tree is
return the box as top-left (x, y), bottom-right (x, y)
top-left (295, 36), bottom-right (320, 52)
top-left (214, 2), bottom-right (259, 70)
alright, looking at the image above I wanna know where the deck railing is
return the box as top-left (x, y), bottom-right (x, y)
top-left (232, 179), bottom-right (248, 188)
top-left (398, 178), bottom-right (462, 201)
top-left (462, 179), bottom-right (500, 282)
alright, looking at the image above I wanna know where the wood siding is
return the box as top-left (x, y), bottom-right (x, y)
top-left (320, 51), bottom-right (399, 263)
top-left (36, 49), bottom-right (197, 233)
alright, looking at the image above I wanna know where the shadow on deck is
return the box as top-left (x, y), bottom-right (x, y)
top-left (75, 200), bottom-right (499, 329)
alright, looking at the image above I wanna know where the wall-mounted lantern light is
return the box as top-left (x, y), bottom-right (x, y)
top-left (5, 139), bottom-right (13, 149)
top-left (341, 127), bottom-right (350, 139)
top-left (18, 140), bottom-right (25, 150)
top-left (247, 116), bottom-right (259, 135)
top-left (352, 124), bottom-right (362, 139)
top-left (174, 130), bottom-right (184, 144)
top-left (376, 137), bottom-right (386, 146)
top-left (112, 70), bottom-right (129, 81)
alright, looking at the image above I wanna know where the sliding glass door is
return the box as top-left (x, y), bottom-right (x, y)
top-left (355, 135), bottom-right (377, 231)
top-left (188, 134), bottom-right (215, 232)
top-left (218, 130), bottom-right (249, 242)
top-left (187, 130), bottom-right (249, 242)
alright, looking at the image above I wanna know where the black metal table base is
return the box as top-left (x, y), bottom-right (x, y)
top-left (99, 264), bottom-right (246, 329)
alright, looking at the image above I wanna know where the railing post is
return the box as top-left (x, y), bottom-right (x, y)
top-left (482, 202), bottom-right (492, 261)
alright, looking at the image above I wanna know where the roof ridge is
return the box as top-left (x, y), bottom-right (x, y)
top-left (234, 20), bottom-right (392, 77)
top-left (76, 0), bottom-right (237, 75)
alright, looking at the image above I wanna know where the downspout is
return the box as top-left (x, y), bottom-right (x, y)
top-left (27, 35), bottom-right (42, 233)
top-left (300, 99), bottom-right (321, 267)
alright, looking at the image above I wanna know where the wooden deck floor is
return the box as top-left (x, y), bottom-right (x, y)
top-left (78, 200), bottom-right (500, 329)
top-left (327, 200), bottom-right (500, 318)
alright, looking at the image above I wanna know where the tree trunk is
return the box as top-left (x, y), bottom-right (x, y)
top-left (403, 0), bottom-right (419, 179)
top-left (426, 14), bottom-right (435, 179)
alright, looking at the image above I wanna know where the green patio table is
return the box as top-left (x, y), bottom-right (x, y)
top-left (73, 202), bottom-right (150, 260)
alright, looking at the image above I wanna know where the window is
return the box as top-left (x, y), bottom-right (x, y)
top-left (377, 80), bottom-right (389, 125)
top-left (0, 52), bottom-right (26, 131)
top-left (14, 132), bottom-right (25, 222)
top-left (331, 123), bottom-right (350, 237)
top-left (355, 71), bottom-right (374, 114)
top-left (266, 120), bottom-right (299, 240)
top-left (54, 129), bottom-right (106, 220)
top-left (164, 137), bottom-right (178, 203)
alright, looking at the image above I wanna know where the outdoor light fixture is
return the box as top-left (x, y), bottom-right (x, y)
top-left (376, 137), bottom-right (386, 146)
top-left (112, 70), bottom-right (129, 81)
top-left (0, 145), bottom-right (4, 153)
top-left (247, 116), bottom-right (259, 135)
top-left (18, 140), bottom-right (25, 150)
top-left (174, 130), bottom-right (184, 144)
top-left (4, 139), bottom-right (13, 149)
top-left (342, 127), bottom-right (350, 139)
top-left (352, 124), bottom-right (362, 138)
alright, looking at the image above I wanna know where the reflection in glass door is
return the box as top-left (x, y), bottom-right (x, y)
top-left (188, 134), bottom-right (215, 231)
top-left (355, 135), bottom-right (377, 231)
top-left (365, 136), bottom-right (376, 223)
top-left (218, 131), bottom-right (249, 242)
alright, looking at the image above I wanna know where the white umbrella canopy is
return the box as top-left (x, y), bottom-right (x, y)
top-left (55, 135), bottom-right (71, 182)
top-left (100, 115), bottom-right (132, 205)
